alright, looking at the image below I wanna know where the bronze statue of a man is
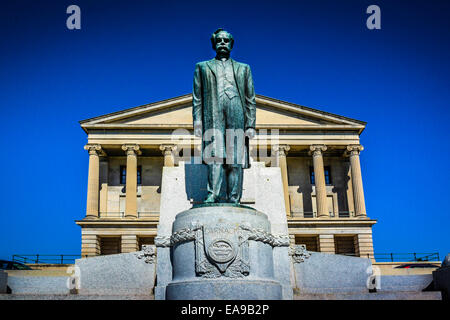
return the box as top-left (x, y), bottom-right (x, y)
top-left (193, 28), bottom-right (256, 204)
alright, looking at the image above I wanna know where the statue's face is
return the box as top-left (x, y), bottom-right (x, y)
top-left (214, 31), bottom-right (233, 54)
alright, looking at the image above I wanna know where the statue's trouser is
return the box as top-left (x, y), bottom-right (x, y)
top-left (206, 94), bottom-right (245, 202)
top-left (207, 164), bottom-right (243, 202)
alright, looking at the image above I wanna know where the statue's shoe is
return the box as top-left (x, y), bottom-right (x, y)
top-left (227, 197), bottom-right (240, 204)
top-left (204, 194), bottom-right (217, 203)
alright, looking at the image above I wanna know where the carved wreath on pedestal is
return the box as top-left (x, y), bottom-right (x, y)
top-left (289, 244), bottom-right (311, 263)
top-left (135, 245), bottom-right (156, 264)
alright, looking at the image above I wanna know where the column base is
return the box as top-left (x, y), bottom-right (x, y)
top-left (84, 215), bottom-right (99, 220)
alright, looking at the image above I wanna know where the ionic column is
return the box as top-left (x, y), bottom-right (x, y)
top-left (160, 144), bottom-right (177, 167)
top-left (309, 145), bottom-right (328, 218)
top-left (84, 144), bottom-right (104, 218)
top-left (122, 144), bottom-right (141, 218)
top-left (347, 145), bottom-right (366, 218)
top-left (272, 144), bottom-right (291, 216)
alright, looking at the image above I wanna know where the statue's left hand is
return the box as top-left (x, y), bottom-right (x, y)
top-left (245, 128), bottom-right (256, 139)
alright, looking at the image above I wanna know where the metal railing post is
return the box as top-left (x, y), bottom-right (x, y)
top-left (36, 254), bottom-right (39, 264)
top-left (390, 253), bottom-right (393, 262)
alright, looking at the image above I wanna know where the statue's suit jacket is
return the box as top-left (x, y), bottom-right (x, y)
top-left (193, 58), bottom-right (256, 169)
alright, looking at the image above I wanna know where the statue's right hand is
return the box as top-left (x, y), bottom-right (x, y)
top-left (194, 127), bottom-right (202, 137)
top-left (194, 121), bottom-right (202, 137)
top-left (193, 122), bottom-right (202, 137)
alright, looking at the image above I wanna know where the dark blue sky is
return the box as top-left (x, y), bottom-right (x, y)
top-left (0, 0), bottom-right (449, 260)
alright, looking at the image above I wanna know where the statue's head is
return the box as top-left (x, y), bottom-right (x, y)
top-left (211, 28), bottom-right (234, 55)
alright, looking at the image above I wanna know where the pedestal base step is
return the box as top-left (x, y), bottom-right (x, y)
top-left (295, 291), bottom-right (442, 300)
top-left (167, 279), bottom-right (282, 300)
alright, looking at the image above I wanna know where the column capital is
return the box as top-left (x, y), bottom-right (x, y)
top-left (84, 144), bottom-right (106, 156)
top-left (160, 144), bottom-right (178, 167)
top-left (159, 144), bottom-right (178, 155)
top-left (346, 144), bottom-right (364, 156)
top-left (272, 144), bottom-right (290, 157)
top-left (122, 144), bottom-right (142, 155)
top-left (309, 144), bottom-right (327, 156)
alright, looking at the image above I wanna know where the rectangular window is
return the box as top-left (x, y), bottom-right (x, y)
top-left (295, 236), bottom-right (319, 252)
top-left (120, 165), bottom-right (142, 185)
top-left (310, 166), bottom-right (332, 185)
top-left (324, 166), bottom-right (331, 184)
top-left (138, 237), bottom-right (155, 250)
top-left (120, 165), bottom-right (126, 184)
top-left (335, 236), bottom-right (357, 256)
top-left (137, 166), bottom-right (142, 185)
top-left (100, 237), bottom-right (121, 255)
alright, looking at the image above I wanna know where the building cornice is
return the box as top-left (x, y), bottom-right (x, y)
top-left (287, 218), bottom-right (377, 228)
top-left (75, 219), bottom-right (159, 227)
top-left (81, 123), bottom-right (366, 132)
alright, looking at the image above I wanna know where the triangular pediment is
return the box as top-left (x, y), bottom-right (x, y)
top-left (80, 94), bottom-right (366, 132)
top-left (115, 105), bottom-right (193, 126)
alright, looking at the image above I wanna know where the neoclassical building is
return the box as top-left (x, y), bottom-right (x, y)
top-left (76, 94), bottom-right (376, 259)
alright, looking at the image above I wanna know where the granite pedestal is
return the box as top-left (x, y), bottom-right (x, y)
top-left (155, 161), bottom-right (292, 299)
top-left (164, 204), bottom-right (288, 300)
top-left (378, 275), bottom-right (433, 292)
top-left (75, 246), bottom-right (156, 295)
top-left (7, 275), bottom-right (69, 295)
top-left (292, 252), bottom-right (372, 294)
top-left (0, 270), bottom-right (7, 294)
top-left (433, 254), bottom-right (450, 300)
